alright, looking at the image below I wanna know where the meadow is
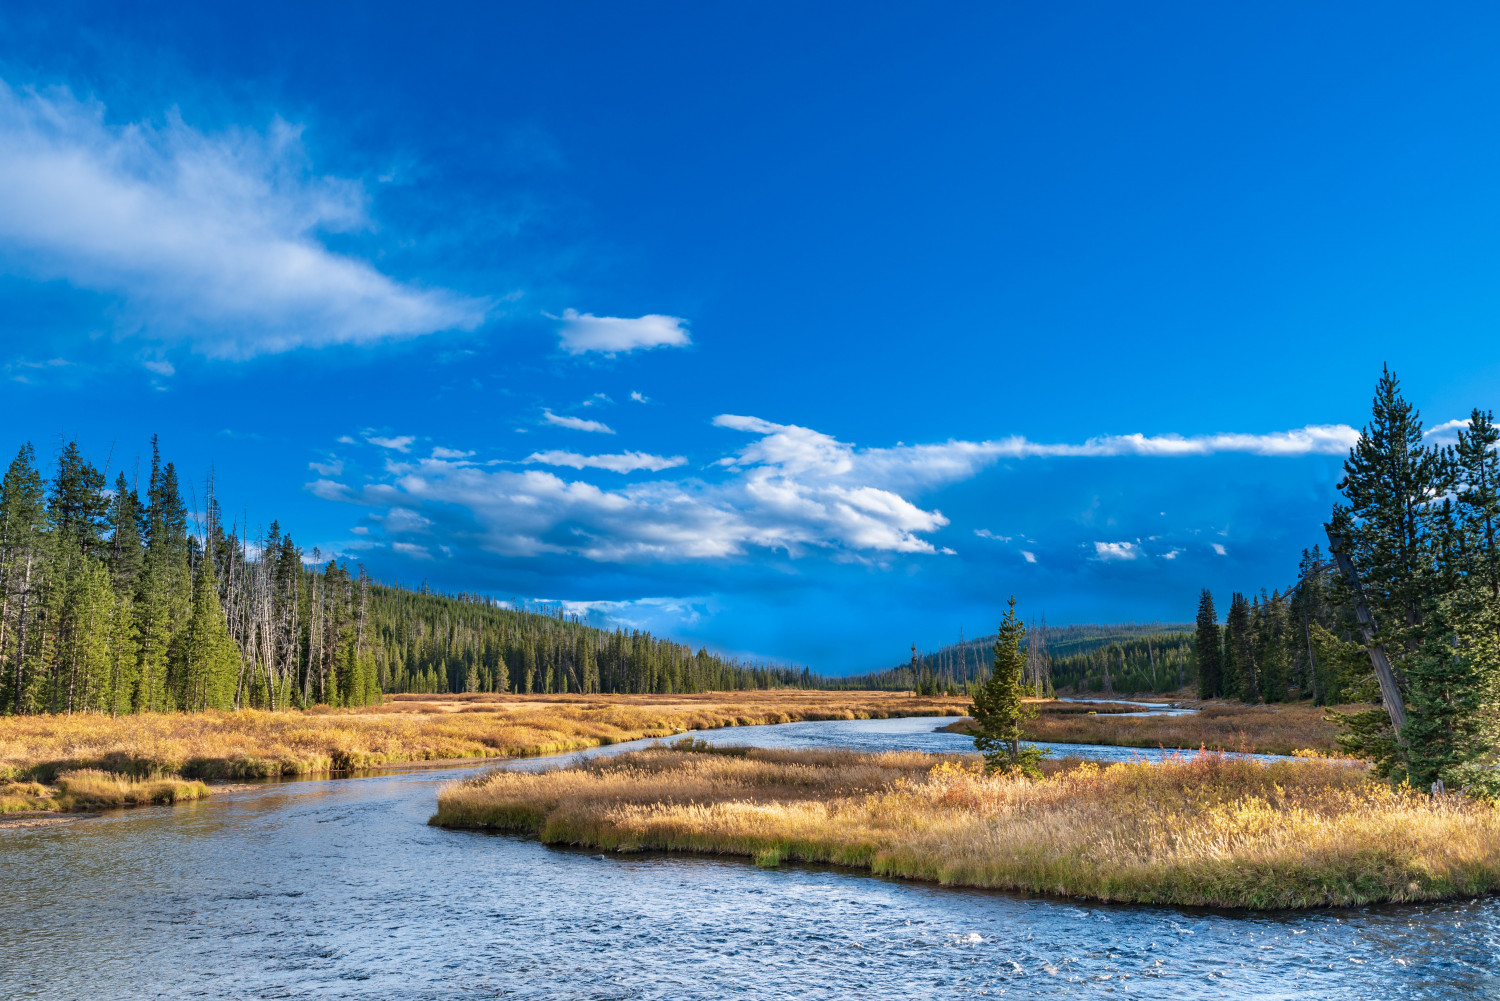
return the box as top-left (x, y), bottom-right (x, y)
top-left (432, 742), bottom-right (1499, 909)
top-left (952, 698), bottom-right (1349, 756)
top-left (0, 691), bottom-right (968, 782)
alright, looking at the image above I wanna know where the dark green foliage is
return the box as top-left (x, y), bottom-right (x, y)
top-left (1194, 590), bottom-right (1221, 698)
top-left (1398, 608), bottom-right (1483, 789)
top-left (856, 622), bottom-right (1193, 694)
top-left (968, 596), bottom-right (1042, 777)
top-left (1253, 591), bottom-right (1290, 703)
top-left (0, 436), bottom-right (817, 717)
top-left (1204, 369), bottom-right (1500, 793)
top-left (1222, 593), bottom-right (1259, 703)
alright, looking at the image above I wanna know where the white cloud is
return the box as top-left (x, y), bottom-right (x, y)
top-left (1094, 541), bottom-right (1140, 561)
top-left (1212, 543), bottom-right (1228, 556)
top-left (0, 81), bottom-right (486, 358)
top-left (142, 358), bottom-right (175, 376)
top-left (1162, 548), bottom-right (1182, 560)
top-left (524, 450), bottom-right (687, 473)
top-left (391, 541), bottom-right (433, 560)
top-left (367, 435), bottom-right (415, 452)
top-left (555, 309), bottom-right (691, 355)
top-left (307, 479), bottom-right (350, 500)
top-left (630, 391), bottom-right (648, 403)
top-left (1425, 418), bottom-right (1468, 445)
top-left (431, 447), bottom-right (474, 460)
top-left (543, 409), bottom-right (615, 434)
top-left (974, 528), bottom-right (1012, 541)
top-left (334, 417), bottom-right (951, 562)
top-left (708, 416), bottom-right (1357, 498)
top-left (582, 393), bottom-right (613, 407)
top-left (308, 459), bottom-right (343, 476)
top-left (383, 507), bottom-right (432, 533)
top-left (306, 414), bottom-right (1359, 569)
top-left (336, 435), bottom-right (357, 445)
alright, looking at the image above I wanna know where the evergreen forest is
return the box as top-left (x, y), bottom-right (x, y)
top-left (1195, 367), bottom-right (1500, 792)
top-left (0, 437), bottom-right (815, 716)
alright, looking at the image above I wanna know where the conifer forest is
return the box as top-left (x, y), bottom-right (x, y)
top-left (1196, 367), bottom-right (1500, 793)
top-left (0, 436), bottom-right (814, 716)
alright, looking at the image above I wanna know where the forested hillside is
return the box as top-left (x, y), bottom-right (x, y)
top-left (0, 437), bottom-right (813, 716)
top-left (847, 622), bottom-right (1194, 694)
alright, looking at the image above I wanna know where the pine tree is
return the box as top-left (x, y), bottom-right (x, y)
top-left (177, 554), bottom-right (241, 711)
top-left (1194, 589), bottom-right (1221, 698)
top-left (968, 596), bottom-right (1043, 776)
top-left (1222, 592), bottom-right (1260, 702)
top-left (1255, 590), bottom-right (1290, 703)
top-left (1400, 606), bottom-right (1483, 790)
top-left (1334, 365), bottom-right (1442, 643)
top-left (0, 444), bottom-right (46, 714)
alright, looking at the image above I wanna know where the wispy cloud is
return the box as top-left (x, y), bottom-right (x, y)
top-left (524, 450), bottom-right (687, 473)
top-left (307, 414), bottom-right (1354, 568)
top-left (1093, 541), bottom-right (1140, 561)
top-left (0, 81), bottom-right (487, 359)
top-left (367, 435), bottom-right (415, 452)
top-left (630, 391), bottom-right (649, 403)
top-left (542, 409), bottom-right (614, 434)
top-left (1212, 543), bottom-right (1228, 556)
top-left (554, 309), bottom-right (691, 355)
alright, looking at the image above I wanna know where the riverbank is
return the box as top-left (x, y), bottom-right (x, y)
top-left (0, 691), bottom-right (967, 781)
top-left (945, 699), bottom-right (1348, 756)
top-left (432, 742), bottom-right (1498, 908)
top-left (1, 770), bottom-right (209, 815)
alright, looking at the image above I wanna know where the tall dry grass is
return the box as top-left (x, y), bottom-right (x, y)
top-left (1, 770), bottom-right (208, 813)
top-left (0, 692), bottom-right (966, 781)
top-left (433, 744), bottom-right (1500, 908)
top-left (984, 700), bottom-right (1349, 755)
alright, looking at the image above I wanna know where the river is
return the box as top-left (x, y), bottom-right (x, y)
top-left (4, 716), bottom-right (1497, 999)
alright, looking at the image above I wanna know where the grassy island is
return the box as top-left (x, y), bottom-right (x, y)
top-left (0, 691), bottom-right (966, 782)
top-left (432, 743), bottom-right (1500, 909)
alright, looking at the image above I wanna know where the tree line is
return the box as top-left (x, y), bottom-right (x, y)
top-left (1196, 367), bottom-right (1500, 793)
top-left (0, 437), bottom-right (816, 716)
top-left (850, 622), bottom-right (1194, 696)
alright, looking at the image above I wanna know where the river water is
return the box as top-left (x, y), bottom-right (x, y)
top-left (4, 717), bottom-right (1497, 999)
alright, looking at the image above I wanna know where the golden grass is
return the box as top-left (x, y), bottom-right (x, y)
top-left (432, 743), bottom-right (1500, 908)
top-left (0, 691), bottom-right (967, 782)
top-left (1, 770), bottom-right (209, 813)
top-left (948, 699), bottom-right (1349, 756)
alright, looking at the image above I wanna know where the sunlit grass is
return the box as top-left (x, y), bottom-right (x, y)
top-left (977, 699), bottom-right (1351, 755)
top-left (432, 743), bottom-right (1500, 908)
top-left (1, 770), bottom-right (208, 813)
top-left (0, 692), bottom-right (966, 781)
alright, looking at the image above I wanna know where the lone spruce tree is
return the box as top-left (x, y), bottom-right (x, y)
top-left (969, 596), bottom-right (1043, 777)
top-left (1193, 589), bottom-right (1221, 698)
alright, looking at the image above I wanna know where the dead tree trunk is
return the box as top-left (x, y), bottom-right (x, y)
top-left (1326, 529), bottom-right (1407, 734)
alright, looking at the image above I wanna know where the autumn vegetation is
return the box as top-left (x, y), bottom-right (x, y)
top-left (0, 690), bottom-right (967, 782)
top-left (433, 742), bottom-right (1500, 909)
top-left (945, 698), bottom-right (1349, 756)
top-left (1, 769), bottom-right (208, 814)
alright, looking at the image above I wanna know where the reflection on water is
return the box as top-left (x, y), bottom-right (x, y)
top-left (3, 717), bottom-right (1497, 999)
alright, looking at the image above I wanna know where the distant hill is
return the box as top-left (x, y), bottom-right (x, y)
top-left (834, 622), bottom-right (1194, 693)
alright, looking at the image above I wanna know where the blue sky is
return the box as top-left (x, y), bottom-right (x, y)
top-left (3, 2), bottom-right (1499, 673)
